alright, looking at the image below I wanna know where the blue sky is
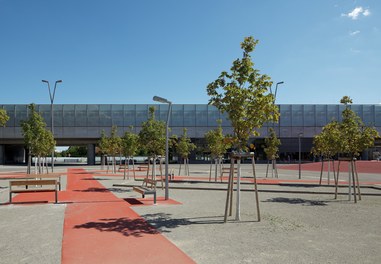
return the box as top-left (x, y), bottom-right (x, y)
top-left (0, 0), bottom-right (380, 105)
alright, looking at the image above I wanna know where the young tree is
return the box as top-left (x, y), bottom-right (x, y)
top-left (205, 120), bottom-right (231, 181)
top-left (177, 128), bottom-right (196, 176)
top-left (108, 126), bottom-right (123, 173)
top-left (138, 106), bottom-right (166, 180)
top-left (207, 36), bottom-right (279, 152)
top-left (98, 130), bottom-right (109, 170)
top-left (339, 97), bottom-right (379, 158)
top-left (264, 128), bottom-right (281, 178)
top-left (21, 104), bottom-right (55, 174)
top-left (335, 96), bottom-right (379, 202)
top-left (264, 128), bottom-right (281, 160)
top-left (312, 121), bottom-right (341, 184)
top-left (122, 127), bottom-right (139, 180)
top-left (207, 36), bottom-right (278, 221)
top-left (0, 108), bottom-right (9, 127)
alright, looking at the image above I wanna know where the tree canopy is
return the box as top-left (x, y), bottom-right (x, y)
top-left (338, 97), bottom-right (379, 157)
top-left (0, 108), bottom-right (9, 127)
top-left (207, 36), bottom-right (279, 152)
top-left (312, 121), bottom-right (341, 159)
top-left (21, 104), bottom-right (55, 158)
top-left (176, 128), bottom-right (196, 159)
top-left (122, 127), bottom-right (139, 158)
top-left (138, 106), bottom-right (166, 157)
top-left (264, 128), bottom-right (281, 160)
top-left (205, 120), bottom-right (231, 159)
top-left (98, 126), bottom-right (122, 157)
top-left (312, 96), bottom-right (379, 158)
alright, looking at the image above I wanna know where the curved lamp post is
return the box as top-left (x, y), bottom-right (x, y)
top-left (153, 95), bottom-right (172, 200)
top-left (42, 80), bottom-right (62, 172)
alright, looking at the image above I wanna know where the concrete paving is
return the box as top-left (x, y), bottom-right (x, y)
top-left (0, 163), bottom-right (380, 263)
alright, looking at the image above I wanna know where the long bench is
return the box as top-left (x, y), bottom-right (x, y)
top-left (118, 165), bottom-right (129, 171)
top-left (132, 178), bottom-right (157, 204)
top-left (9, 179), bottom-right (59, 204)
top-left (137, 165), bottom-right (149, 171)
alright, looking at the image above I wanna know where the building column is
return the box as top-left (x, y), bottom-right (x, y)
top-left (87, 144), bottom-right (96, 165)
top-left (0, 145), bottom-right (4, 165)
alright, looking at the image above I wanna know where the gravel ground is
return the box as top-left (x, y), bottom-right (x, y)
top-left (0, 164), bottom-right (380, 264)
top-left (104, 164), bottom-right (381, 264)
top-left (0, 204), bottom-right (65, 264)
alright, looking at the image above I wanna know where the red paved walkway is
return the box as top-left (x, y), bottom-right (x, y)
top-left (278, 160), bottom-right (381, 174)
top-left (12, 168), bottom-right (195, 264)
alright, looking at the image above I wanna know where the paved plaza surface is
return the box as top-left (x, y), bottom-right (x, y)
top-left (0, 163), bottom-right (380, 263)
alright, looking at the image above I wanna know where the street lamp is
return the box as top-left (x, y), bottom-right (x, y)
top-left (153, 95), bottom-right (172, 200)
top-left (298, 132), bottom-right (303, 179)
top-left (270, 81), bottom-right (284, 103)
top-left (42, 80), bottom-right (62, 172)
top-left (274, 81), bottom-right (284, 102)
top-left (269, 81), bottom-right (284, 134)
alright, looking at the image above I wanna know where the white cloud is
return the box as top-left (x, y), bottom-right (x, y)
top-left (349, 30), bottom-right (360, 36)
top-left (342, 6), bottom-right (371, 20)
top-left (363, 9), bottom-right (370, 16)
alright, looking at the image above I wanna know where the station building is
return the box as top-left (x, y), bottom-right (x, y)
top-left (0, 104), bottom-right (380, 164)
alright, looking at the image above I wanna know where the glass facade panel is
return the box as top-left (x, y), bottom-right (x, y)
top-left (88, 105), bottom-right (99, 126)
top-left (75, 105), bottom-right (87, 126)
top-left (124, 105), bottom-right (136, 127)
top-left (327, 105), bottom-right (339, 122)
top-left (375, 105), bottom-right (381, 126)
top-left (207, 105), bottom-right (220, 127)
top-left (53, 105), bottom-right (63, 127)
top-left (292, 105), bottom-right (303, 126)
top-left (15, 105), bottom-right (28, 126)
top-left (1, 104), bottom-right (381, 143)
top-left (351, 105), bottom-right (363, 121)
top-left (158, 104), bottom-right (169, 123)
top-left (38, 105), bottom-right (52, 127)
top-left (184, 105), bottom-right (196, 126)
top-left (280, 127), bottom-right (291, 137)
top-left (196, 105), bottom-right (207, 126)
top-left (171, 105), bottom-right (184, 126)
top-left (338, 105), bottom-right (346, 122)
top-left (303, 105), bottom-right (315, 126)
top-left (112, 105), bottom-right (124, 126)
top-left (63, 105), bottom-right (75, 126)
top-left (3, 105), bottom-right (15, 127)
top-left (135, 105), bottom-right (148, 125)
top-left (315, 105), bottom-right (327, 126)
top-left (280, 105), bottom-right (292, 126)
top-left (362, 105), bottom-right (374, 126)
top-left (99, 105), bottom-right (112, 127)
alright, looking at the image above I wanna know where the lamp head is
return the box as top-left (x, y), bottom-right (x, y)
top-left (153, 96), bottom-right (171, 104)
top-left (42, 80), bottom-right (49, 83)
top-left (56, 80), bottom-right (63, 83)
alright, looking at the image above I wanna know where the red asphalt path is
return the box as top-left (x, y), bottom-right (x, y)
top-left (12, 168), bottom-right (195, 264)
top-left (278, 160), bottom-right (381, 174)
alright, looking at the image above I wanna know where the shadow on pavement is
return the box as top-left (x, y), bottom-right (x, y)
top-left (73, 187), bottom-right (130, 193)
top-left (263, 197), bottom-right (328, 206)
top-left (74, 217), bottom-right (159, 237)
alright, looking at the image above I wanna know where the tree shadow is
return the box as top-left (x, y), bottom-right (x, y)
top-left (263, 197), bottom-right (328, 206)
top-left (140, 213), bottom-right (224, 233)
top-left (74, 217), bottom-right (159, 237)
